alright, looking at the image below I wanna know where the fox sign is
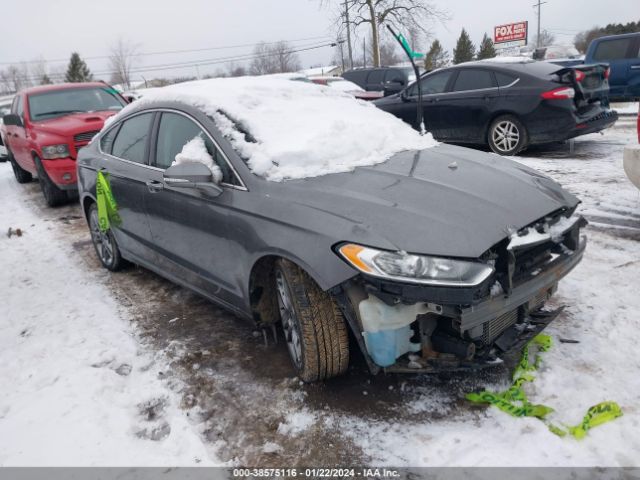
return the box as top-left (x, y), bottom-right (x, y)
top-left (494, 21), bottom-right (528, 45)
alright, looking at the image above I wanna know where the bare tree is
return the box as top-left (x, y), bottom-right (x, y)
top-left (0, 64), bottom-right (31, 93)
top-left (226, 62), bottom-right (248, 77)
top-left (109, 38), bottom-right (139, 89)
top-left (249, 41), bottom-right (301, 75)
top-left (533, 30), bottom-right (556, 48)
top-left (323, 0), bottom-right (447, 67)
top-left (377, 40), bottom-right (401, 66)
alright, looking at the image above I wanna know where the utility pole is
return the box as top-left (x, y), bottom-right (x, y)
top-left (533, 0), bottom-right (548, 47)
top-left (344, 0), bottom-right (354, 70)
top-left (363, 37), bottom-right (367, 68)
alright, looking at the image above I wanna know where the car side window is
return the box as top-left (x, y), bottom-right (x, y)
top-left (100, 127), bottom-right (119, 155)
top-left (452, 69), bottom-right (497, 92)
top-left (367, 70), bottom-right (385, 86)
top-left (593, 38), bottom-right (632, 61)
top-left (495, 72), bottom-right (518, 87)
top-left (111, 113), bottom-right (153, 164)
top-left (385, 69), bottom-right (405, 84)
top-left (155, 112), bottom-right (238, 186)
top-left (410, 71), bottom-right (453, 96)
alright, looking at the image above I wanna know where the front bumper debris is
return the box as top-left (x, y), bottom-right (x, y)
top-left (332, 213), bottom-right (587, 375)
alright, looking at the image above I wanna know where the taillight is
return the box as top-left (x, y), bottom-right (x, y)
top-left (574, 70), bottom-right (585, 82)
top-left (541, 87), bottom-right (575, 100)
top-left (604, 67), bottom-right (611, 80)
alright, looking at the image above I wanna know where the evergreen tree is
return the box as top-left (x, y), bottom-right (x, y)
top-left (476, 33), bottom-right (497, 60)
top-left (453, 28), bottom-right (476, 64)
top-left (424, 39), bottom-right (450, 70)
top-left (65, 53), bottom-right (93, 83)
top-left (40, 74), bottom-right (52, 85)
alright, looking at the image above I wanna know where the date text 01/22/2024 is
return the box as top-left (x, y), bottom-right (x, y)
top-left (232, 468), bottom-right (401, 478)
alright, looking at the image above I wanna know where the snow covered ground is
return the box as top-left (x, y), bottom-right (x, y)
top-left (0, 119), bottom-right (638, 467)
top-left (0, 171), bottom-right (219, 466)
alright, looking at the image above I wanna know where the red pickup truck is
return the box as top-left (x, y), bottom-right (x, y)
top-left (1, 83), bottom-right (127, 206)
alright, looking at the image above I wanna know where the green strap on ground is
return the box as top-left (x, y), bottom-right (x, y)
top-left (466, 334), bottom-right (623, 439)
top-left (96, 171), bottom-right (122, 232)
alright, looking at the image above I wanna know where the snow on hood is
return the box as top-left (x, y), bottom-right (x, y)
top-left (112, 76), bottom-right (437, 181)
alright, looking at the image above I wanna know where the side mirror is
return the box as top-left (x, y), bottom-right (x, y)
top-left (163, 162), bottom-right (223, 197)
top-left (2, 114), bottom-right (23, 127)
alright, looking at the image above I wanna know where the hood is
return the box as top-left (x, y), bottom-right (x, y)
top-left (279, 144), bottom-right (579, 258)
top-left (32, 110), bottom-right (117, 137)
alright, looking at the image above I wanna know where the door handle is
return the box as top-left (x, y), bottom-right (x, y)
top-left (630, 65), bottom-right (640, 70)
top-left (146, 180), bottom-right (164, 193)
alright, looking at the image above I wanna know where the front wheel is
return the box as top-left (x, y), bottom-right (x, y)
top-left (488, 115), bottom-right (528, 156)
top-left (274, 259), bottom-right (349, 382)
top-left (88, 203), bottom-right (125, 271)
top-left (34, 155), bottom-right (68, 207)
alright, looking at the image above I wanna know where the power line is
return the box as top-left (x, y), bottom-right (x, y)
top-left (16, 40), bottom-right (341, 82)
top-left (0, 35), bottom-right (334, 66)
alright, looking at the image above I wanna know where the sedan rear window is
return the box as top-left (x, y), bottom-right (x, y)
top-left (495, 71), bottom-right (518, 87)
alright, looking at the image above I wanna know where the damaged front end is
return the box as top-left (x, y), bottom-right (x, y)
top-left (332, 210), bottom-right (587, 374)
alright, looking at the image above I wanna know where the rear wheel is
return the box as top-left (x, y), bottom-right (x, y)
top-left (8, 150), bottom-right (33, 184)
top-left (274, 259), bottom-right (349, 382)
top-left (488, 115), bottom-right (528, 156)
top-left (88, 203), bottom-right (125, 271)
top-left (34, 155), bottom-right (68, 207)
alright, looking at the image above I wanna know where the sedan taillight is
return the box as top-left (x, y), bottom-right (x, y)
top-left (604, 67), bottom-right (611, 80)
top-left (541, 87), bottom-right (575, 100)
top-left (574, 70), bottom-right (585, 82)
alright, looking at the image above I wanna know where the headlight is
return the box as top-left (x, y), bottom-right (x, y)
top-left (337, 243), bottom-right (494, 287)
top-left (42, 144), bottom-right (70, 159)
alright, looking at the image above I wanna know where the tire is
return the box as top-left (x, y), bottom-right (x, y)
top-left (34, 155), bottom-right (68, 207)
top-left (87, 203), bottom-right (125, 271)
top-left (488, 115), bottom-right (528, 156)
top-left (8, 149), bottom-right (33, 184)
top-left (274, 258), bottom-right (349, 382)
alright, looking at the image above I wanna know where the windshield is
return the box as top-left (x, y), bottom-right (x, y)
top-left (28, 87), bottom-right (126, 120)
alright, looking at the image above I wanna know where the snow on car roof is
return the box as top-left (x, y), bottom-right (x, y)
top-left (116, 75), bottom-right (436, 181)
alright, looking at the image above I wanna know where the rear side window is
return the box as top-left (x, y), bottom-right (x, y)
top-left (452, 69), bottom-right (496, 91)
top-left (593, 38), bottom-right (633, 61)
top-left (155, 112), bottom-right (238, 185)
top-left (343, 70), bottom-right (367, 87)
top-left (411, 70), bottom-right (453, 96)
top-left (385, 69), bottom-right (405, 84)
top-left (495, 71), bottom-right (518, 87)
top-left (111, 113), bottom-right (153, 164)
top-left (367, 70), bottom-right (385, 85)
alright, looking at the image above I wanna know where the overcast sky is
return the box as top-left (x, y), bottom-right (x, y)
top-left (0, 0), bottom-right (637, 83)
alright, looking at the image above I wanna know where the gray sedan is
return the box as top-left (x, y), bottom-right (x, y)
top-left (78, 79), bottom-right (586, 382)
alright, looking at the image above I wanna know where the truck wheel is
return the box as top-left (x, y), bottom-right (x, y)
top-left (488, 115), bottom-right (528, 156)
top-left (88, 203), bottom-right (125, 271)
top-left (34, 155), bottom-right (68, 207)
top-left (274, 258), bottom-right (349, 382)
top-left (8, 150), bottom-right (33, 184)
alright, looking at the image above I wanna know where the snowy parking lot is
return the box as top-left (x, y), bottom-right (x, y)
top-left (1, 116), bottom-right (639, 467)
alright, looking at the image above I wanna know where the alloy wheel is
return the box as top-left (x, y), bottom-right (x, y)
top-left (275, 270), bottom-right (303, 369)
top-left (492, 120), bottom-right (520, 153)
top-left (89, 208), bottom-right (115, 267)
